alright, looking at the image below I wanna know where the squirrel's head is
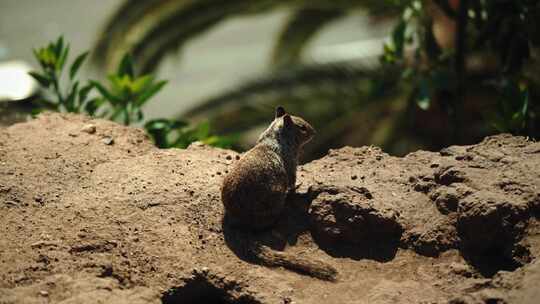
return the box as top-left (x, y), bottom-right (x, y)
top-left (257, 106), bottom-right (315, 148)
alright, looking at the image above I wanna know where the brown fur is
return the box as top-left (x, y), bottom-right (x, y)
top-left (221, 144), bottom-right (288, 229)
top-left (221, 107), bottom-right (338, 281)
top-left (221, 107), bottom-right (315, 230)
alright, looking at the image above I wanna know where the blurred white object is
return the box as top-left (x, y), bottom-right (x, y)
top-left (0, 60), bottom-right (38, 101)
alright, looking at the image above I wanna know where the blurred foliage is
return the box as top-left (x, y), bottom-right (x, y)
top-left (93, 0), bottom-right (407, 73)
top-left (30, 37), bottom-right (92, 113)
top-left (30, 36), bottom-right (232, 149)
top-left (380, 0), bottom-right (539, 138)
top-left (145, 119), bottom-right (238, 148)
top-left (94, 0), bottom-right (540, 157)
top-left (89, 54), bottom-right (167, 125)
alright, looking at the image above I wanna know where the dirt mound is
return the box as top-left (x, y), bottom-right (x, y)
top-left (1, 113), bottom-right (539, 303)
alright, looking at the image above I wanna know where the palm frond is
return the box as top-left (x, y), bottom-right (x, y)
top-left (285, 0), bottom-right (408, 14)
top-left (179, 62), bottom-right (408, 160)
top-left (271, 8), bottom-right (345, 68)
top-left (136, 0), bottom-right (284, 73)
top-left (184, 62), bottom-right (402, 119)
top-left (93, 0), bottom-right (409, 73)
top-left (94, 0), bottom-right (283, 73)
top-left (180, 62), bottom-right (405, 158)
top-left (304, 94), bottom-right (409, 160)
top-left (93, 0), bottom-right (175, 70)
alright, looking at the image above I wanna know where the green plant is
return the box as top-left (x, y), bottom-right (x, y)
top-left (30, 36), bottom-right (231, 149)
top-left (93, 0), bottom-right (406, 73)
top-left (144, 119), bottom-right (237, 148)
top-left (491, 81), bottom-right (529, 134)
top-left (29, 36), bottom-right (94, 113)
top-left (90, 54), bottom-right (167, 125)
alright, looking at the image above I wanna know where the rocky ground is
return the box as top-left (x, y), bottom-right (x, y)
top-left (0, 113), bottom-right (539, 304)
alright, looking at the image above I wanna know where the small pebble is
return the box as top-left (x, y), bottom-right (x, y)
top-left (39, 290), bottom-right (48, 297)
top-left (102, 137), bottom-right (114, 145)
top-left (81, 124), bottom-right (96, 134)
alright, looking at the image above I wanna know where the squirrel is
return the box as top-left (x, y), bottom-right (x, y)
top-left (221, 106), bottom-right (338, 281)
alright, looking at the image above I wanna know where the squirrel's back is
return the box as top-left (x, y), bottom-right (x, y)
top-left (221, 144), bottom-right (288, 230)
top-left (221, 106), bottom-right (315, 230)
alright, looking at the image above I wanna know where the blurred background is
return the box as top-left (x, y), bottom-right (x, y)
top-left (1, 0), bottom-right (539, 160)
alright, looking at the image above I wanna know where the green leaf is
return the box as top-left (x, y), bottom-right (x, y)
top-left (135, 80), bottom-right (167, 105)
top-left (33, 98), bottom-right (57, 110)
top-left (108, 107), bottom-right (124, 121)
top-left (201, 135), bottom-right (220, 146)
top-left (107, 74), bottom-right (132, 98)
top-left (144, 119), bottom-right (172, 148)
top-left (130, 75), bottom-right (153, 94)
top-left (33, 48), bottom-right (47, 69)
top-left (31, 108), bottom-right (45, 117)
top-left (417, 96), bottom-right (430, 110)
top-left (201, 134), bottom-right (237, 149)
top-left (90, 80), bottom-right (121, 104)
top-left (118, 53), bottom-right (135, 77)
top-left (78, 83), bottom-right (93, 103)
top-left (54, 36), bottom-right (64, 57)
top-left (34, 47), bottom-right (57, 69)
top-left (136, 109), bottom-right (144, 122)
top-left (416, 78), bottom-right (431, 110)
top-left (145, 118), bottom-right (169, 129)
top-left (44, 48), bottom-right (56, 68)
top-left (401, 67), bottom-right (414, 79)
top-left (69, 51), bottom-right (89, 79)
top-left (392, 19), bottom-right (407, 57)
top-left (57, 44), bottom-right (69, 71)
top-left (66, 81), bottom-right (79, 112)
top-left (195, 121), bottom-right (210, 139)
top-left (84, 98), bottom-right (105, 116)
top-left (107, 74), bottom-right (124, 91)
top-left (216, 134), bottom-right (239, 149)
top-left (172, 132), bottom-right (193, 148)
top-left (170, 119), bottom-right (188, 129)
top-left (28, 71), bottom-right (51, 88)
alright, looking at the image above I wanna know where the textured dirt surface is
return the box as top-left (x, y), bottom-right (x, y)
top-left (0, 113), bottom-right (539, 303)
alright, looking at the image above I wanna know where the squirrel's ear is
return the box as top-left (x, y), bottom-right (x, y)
top-left (283, 114), bottom-right (293, 127)
top-left (275, 106), bottom-right (286, 118)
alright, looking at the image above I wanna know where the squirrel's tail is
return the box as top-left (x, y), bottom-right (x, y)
top-left (250, 244), bottom-right (338, 281)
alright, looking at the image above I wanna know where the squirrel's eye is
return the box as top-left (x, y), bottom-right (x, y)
top-left (299, 125), bottom-right (307, 131)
